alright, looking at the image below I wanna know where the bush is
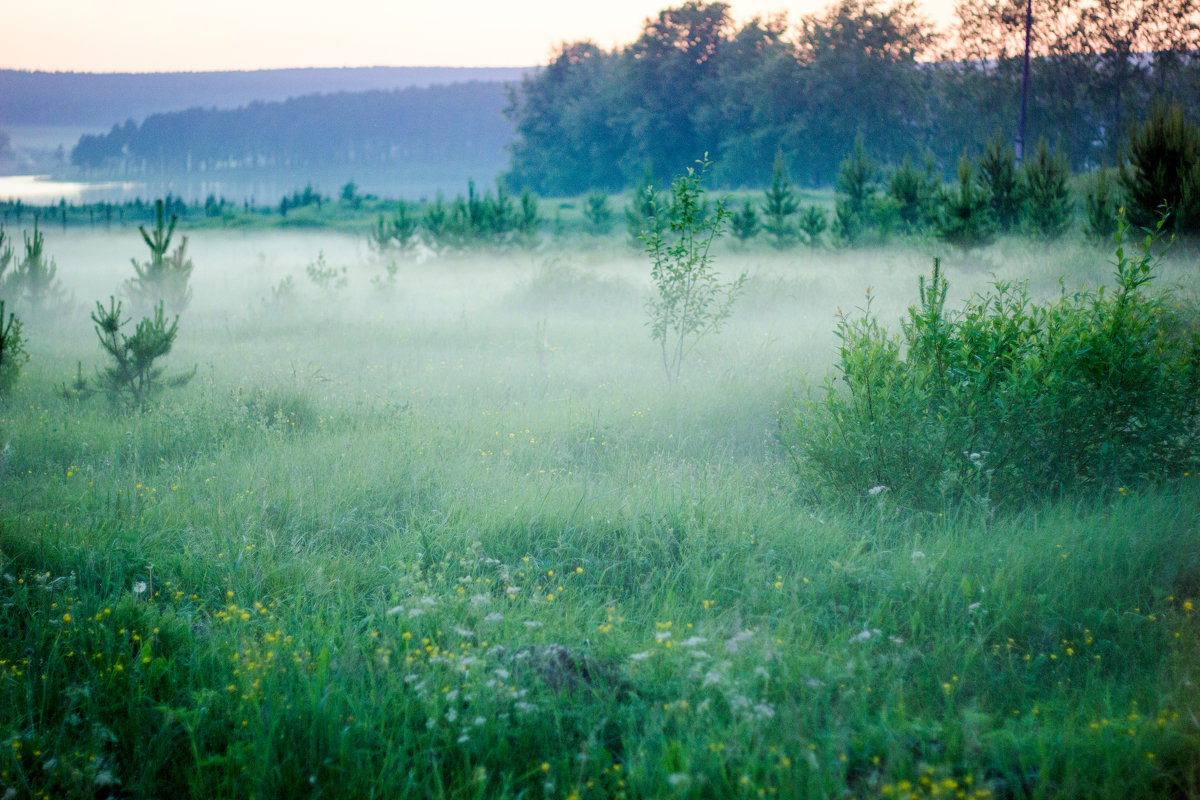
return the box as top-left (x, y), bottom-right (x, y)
top-left (583, 190), bottom-right (614, 236)
top-left (887, 154), bottom-right (939, 234)
top-left (761, 152), bottom-right (799, 249)
top-left (977, 132), bottom-right (1022, 233)
top-left (781, 214), bottom-right (1200, 510)
top-left (832, 135), bottom-right (876, 245)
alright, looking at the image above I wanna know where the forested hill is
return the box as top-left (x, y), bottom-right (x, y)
top-left (0, 66), bottom-right (530, 127)
top-left (69, 82), bottom-right (515, 178)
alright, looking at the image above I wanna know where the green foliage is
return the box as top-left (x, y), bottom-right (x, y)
top-left (977, 132), bottom-right (1022, 233)
top-left (340, 180), bottom-right (361, 209)
top-left (0, 300), bottom-right (27, 401)
top-left (730, 198), bottom-right (759, 242)
top-left (782, 215), bottom-right (1200, 509)
top-left (3, 217), bottom-right (67, 316)
top-left (887, 154), bottom-right (939, 233)
top-left (642, 159), bottom-right (746, 382)
top-left (761, 152), bottom-right (799, 249)
top-left (798, 204), bottom-right (829, 246)
top-left (1085, 166), bottom-right (1119, 241)
top-left (625, 168), bottom-right (664, 246)
top-left (936, 154), bottom-right (996, 249)
top-left (90, 297), bottom-right (194, 410)
top-left (516, 189), bottom-right (542, 248)
top-left (583, 190), bottom-right (614, 236)
top-left (1119, 103), bottom-right (1200, 235)
top-left (1021, 138), bottom-right (1073, 240)
top-left (127, 199), bottom-right (194, 314)
top-left (304, 251), bottom-right (347, 291)
top-left (833, 135), bottom-right (877, 245)
top-left (368, 201), bottom-right (418, 255)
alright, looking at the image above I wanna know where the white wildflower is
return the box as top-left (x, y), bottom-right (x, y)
top-left (453, 626), bottom-right (475, 638)
top-left (667, 773), bottom-right (691, 788)
top-left (681, 635), bottom-right (707, 647)
top-left (386, 605), bottom-right (404, 616)
top-left (523, 620), bottom-right (543, 628)
top-left (484, 612), bottom-right (504, 623)
top-left (629, 650), bottom-right (652, 661)
top-left (911, 550), bottom-right (926, 560)
top-left (133, 581), bottom-right (147, 596)
top-left (868, 485), bottom-right (888, 496)
top-left (753, 702), bottom-right (776, 720)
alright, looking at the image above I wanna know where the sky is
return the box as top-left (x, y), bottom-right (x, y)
top-left (1, 0), bottom-right (960, 74)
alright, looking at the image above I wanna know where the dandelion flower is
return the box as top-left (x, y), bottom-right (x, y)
top-left (133, 581), bottom-right (147, 596)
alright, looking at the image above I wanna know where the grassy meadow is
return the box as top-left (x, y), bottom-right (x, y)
top-left (2, 226), bottom-right (1199, 799)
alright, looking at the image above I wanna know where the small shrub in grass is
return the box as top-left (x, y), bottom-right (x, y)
top-left (798, 204), bottom-right (829, 247)
top-left (761, 151), bottom-right (799, 249)
top-left (625, 167), bottom-right (664, 246)
top-left (781, 213), bottom-right (1200, 509)
top-left (730, 198), bottom-right (759, 243)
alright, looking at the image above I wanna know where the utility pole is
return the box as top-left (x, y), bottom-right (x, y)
top-left (1016, 0), bottom-right (1032, 162)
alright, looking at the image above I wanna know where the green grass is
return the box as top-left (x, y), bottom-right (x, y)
top-left (1, 231), bottom-right (1198, 799)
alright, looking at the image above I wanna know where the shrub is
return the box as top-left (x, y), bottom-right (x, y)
top-left (781, 214), bottom-right (1200, 510)
top-left (1021, 138), bottom-right (1073, 240)
top-left (1119, 102), bottom-right (1200, 235)
top-left (368, 201), bottom-right (419, 255)
top-left (642, 158), bottom-right (746, 383)
top-left (127, 199), bottom-right (194, 314)
top-left (625, 168), bottom-right (664, 246)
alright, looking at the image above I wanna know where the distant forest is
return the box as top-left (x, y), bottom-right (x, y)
top-left (69, 82), bottom-right (514, 177)
top-left (0, 66), bottom-right (529, 127)
top-left (504, 0), bottom-right (1200, 193)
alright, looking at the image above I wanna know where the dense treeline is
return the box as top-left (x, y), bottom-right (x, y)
top-left (70, 82), bottom-right (514, 177)
top-left (504, 0), bottom-right (1200, 194)
top-left (1, 67), bottom-right (529, 127)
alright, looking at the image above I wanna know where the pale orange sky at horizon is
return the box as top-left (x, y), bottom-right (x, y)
top-left (2, 0), bottom-right (960, 74)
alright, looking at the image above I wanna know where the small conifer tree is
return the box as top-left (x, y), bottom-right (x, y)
top-left (0, 300), bottom-right (28, 401)
top-left (1022, 138), bottom-right (1073, 240)
top-left (5, 217), bottom-right (67, 315)
top-left (1119, 103), bottom-right (1200, 235)
top-left (761, 152), bottom-right (799, 249)
top-left (977, 132), bottom-right (1022, 233)
top-left (1084, 166), bottom-right (1119, 241)
top-left (798, 205), bottom-right (829, 247)
top-left (583, 190), bottom-right (614, 236)
top-left (937, 154), bottom-right (996, 249)
top-left (888, 154), bottom-right (939, 233)
top-left (516, 189), bottom-right (542, 248)
top-left (730, 199), bottom-right (759, 242)
top-left (127, 199), bottom-right (194, 314)
top-left (91, 297), bottom-right (193, 410)
top-left (833, 135), bottom-right (877, 245)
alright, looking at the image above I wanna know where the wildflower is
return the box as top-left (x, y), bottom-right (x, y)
top-left (133, 581), bottom-right (147, 596)
top-left (629, 651), bottom-right (652, 661)
top-left (484, 612), bottom-right (504, 623)
top-left (911, 550), bottom-right (926, 560)
top-left (386, 606), bottom-right (404, 616)
top-left (868, 485), bottom-right (888, 496)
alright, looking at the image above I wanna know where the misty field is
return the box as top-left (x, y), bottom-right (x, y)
top-left (2, 229), bottom-right (1199, 799)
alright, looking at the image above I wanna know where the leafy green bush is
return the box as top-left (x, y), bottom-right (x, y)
top-left (781, 214), bottom-right (1200, 509)
top-left (642, 159), bottom-right (745, 382)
